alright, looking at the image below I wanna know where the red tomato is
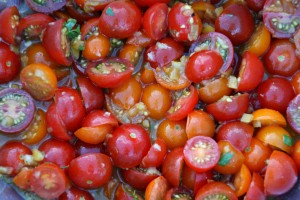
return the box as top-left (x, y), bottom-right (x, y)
top-left (86, 58), bottom-right (134, 88)
top-left (134, 0), bottom-right (170, 7)
top-left (292, 140), bottom-right (300, 171)
top-left (30, 163), bottom-right (67, 199)
top-left (98, 1), bottom-right (142, 39)
top-left (59, 186), bottom-right (94, 200)
top-left (195, 182), bottom-right (238, 200)
top-left (144, 37), bottom-right (184, 68)
top-left (42, 19), bottom-right (72, 66)
top-left (126, 31), bottom-right (155, 48)
top-left (246, 0), bottom-right (266, 12)
top-left (65, 1), bottom-right (96, 24)
top-left (168, 2), bottom-right (202, 42)
top-left (183, 136), bottom-right (220, 173)
top-left (206, 93), bottom-right (249, 122)
top-left (74, 139), bottom-right (106, 156)
top-left (162, 148), bottom-right (184, 187)
top-left (185, 50), bottom-right (223, 83)
top-left (145, 176), bottom-right (170, 200)
top-left (74, 0), bottom-right (114, 12)
top-left (237, 51), bottom-right (264, 92)
top-left (143, 3), bottom-right (168, 40)
top-left (68, 153), bottom-right (113, 189)
top-left (0, 6), bottom-right (19, 45)
top-left (287, 94), bottom-right (300, 134)
top-left (114, 183), bottom-right (143, 200)
top-left (107, 124), bottom-right (151, 168)
top-left (165, 187), bottom-right (193, 200)
top-left (244, 173), bottom-right (266, 200)
top-left (216, 121), bottom-right (254, 151)
top-left (264, 150), bottom-right (298, 196)
top-left (291, 70), bottom-right (300, 94)
top-left (0, 42), bottom-right (21, 84)
top-left (215, 4), bottom-right (254, 45)
top-left (166, 85), bottom-right (199, 121)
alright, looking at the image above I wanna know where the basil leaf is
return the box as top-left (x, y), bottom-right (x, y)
top-left (218, 152), bottom-right (233, 166)
top-left (283, 134), bottom-right (293, 147)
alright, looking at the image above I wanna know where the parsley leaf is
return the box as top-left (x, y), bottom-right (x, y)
top-left (218, 152), bottom-right (233, 166)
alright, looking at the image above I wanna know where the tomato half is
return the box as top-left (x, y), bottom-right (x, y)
top-left (144, 176), bottom-right (170, 200)
top-left (59, 187), bottom-right (94, 200)
top-left (244, 173), bottom-right (266, 200)
top-left (195, 182), bottom-right (238, 200)
top-left (0, 6), bottom-right (19, 45)
top-left (186, 110), bottom-right (215, 138)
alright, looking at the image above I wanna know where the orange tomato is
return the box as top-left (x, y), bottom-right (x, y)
top-left (140, 64), bottom-right (156, 84)
top-left (233, 164), bottom-right (252, 197)
top-left (292, 140), bottom-right (300, 171)
top-left (251, 108), bottom-right (287, 127)
top-left (82, 34), bottom-right (110, 61)
top-left (291, 70), bottom-right (300, 94)
top-left (186, 110), bottom-right (215, 138)
top-left (118, 44), bottom-right (143, 65)
top-left (145, 176), bottom-right (169, 200)
top-left (74, 124), bottom-right (113, 144)
top-left (13, 167), bottom-right (33, 190)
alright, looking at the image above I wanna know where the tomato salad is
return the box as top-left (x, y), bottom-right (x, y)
top-left (1, 0), bottom-right (300, 199)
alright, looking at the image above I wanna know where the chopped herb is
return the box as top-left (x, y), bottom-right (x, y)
top-left (64, 19), bottom-right (81, 41)
top-left (218, 152), bottom-right (233, 166)
top-left (106, 7), bottom-right (115, 16)
top-left (283, 134), bottom-right (293, 147)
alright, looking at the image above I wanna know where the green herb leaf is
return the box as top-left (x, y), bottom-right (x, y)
top-left (106, 7), bottom-right (114, 16)
top-left (283, 134), bottom-right (293, 147)
top-left (66, 25), bottom-right (81, 41)
top-left (218, 152), bottom-right (233, 166)
top-left (65, 18), bottom-right (77, 31)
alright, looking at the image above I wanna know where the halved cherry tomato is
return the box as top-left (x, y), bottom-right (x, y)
top-left (183, 136), bottom-right (220, 173)
top-left (134, 0), bottom-right (170, 7)
top-left (251, 108), bottom-right (287, 127)
top-left (246, 0), bottom-right (266, 12)
top-left (244, 173), bottom-right (266, 200)
top-left (114, 183), bottom-right (143, 200)
top-left (126, 31), bottom-right (155, 48)
top-left (291, 70), bottom-right (300, 94)
top-left (74, 0), bottom-right (114, 12)
top-left (165, 187), bottom-right (193, 200)
top-left (186, 110), bottom-right (215, 138)
top-left (140, 64), bottom-right (156, 84)
top-left (292, 140), bottom-right (300, 171)
top-left (74, 124), bottom-right (113, 144)
top-left (118, 44), bottom-right (143, 66)
top-left (59, 186), bottom-right (94, 200)
top-left (145, 176), bottom-right (170, 200)
top-left (0, 6), bottom-right (19, 45)
top-left (287, 94), bottom-right (300, 134)
top-left (233, 164), bottom-right (252, 197)
top-left (65, 1), bottom-right (96, 24)
top-left (25, 0), bottom-right (67, 13)
top-left (195, 182), bottom-right (238, 200)
top-left (82, 33), bottom-right (110, 61)
top-left (13, 167), bottom-right (33, 190)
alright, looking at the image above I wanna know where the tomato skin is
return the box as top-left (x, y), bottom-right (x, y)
top-left (74, 0), bottom-right (114, 12)
top-left (134, 0), bottom-right (170, 7)
top-left (30, 163), bottom-right (67, 199)
top-left (59, 187), bottom-right (94, 200)
top-left (107, 124), bottom-right (151, 169)
top-left (206, 93), bottom-right (249, 122)
top-left (81, 110), bottom-right (118, 127)
top-left (98, 1), bottom-right (142, 39)
top-left (215, 4), bottom-right (254, 46)
top-left (195, 182), bottom-right (238, 200)
top-left (0, 42), bottom-right (21, 83)
top-left (246, 0), bottom-right (266, 12)
top-left (42, 18), bottom-right (72, 66)
top-left (233, 164), bottom-right (252, 197)
top-left (143, 3), bottom-right (168, 41)
top-left (264, 150), bottom-right (298, 196)
top-left (292, 140), bottom-right (300, 171)
top-left (114, 183), bottom-right (143, 200)
top-left (82, 33), bottom-right (111, 61)
top-left (244, 173), bottom-right (265, 200)
top-left (68, 153), bottom-right (113, 189)
top-left (186, 110), bottom-right (215, 138)
top-left (291, 70), bottom-right (300, 94)
top-left (0, 6), bottom-right (19, 45)
top-left (13, 167), bottom-right (33, 190)
top-left (145, 176), bottom-right (170, 200)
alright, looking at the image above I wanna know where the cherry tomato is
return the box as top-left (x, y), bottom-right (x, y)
top-left (118, 44), bottom-right (143, 66)
top-left (30, 163), bottom-right (67, 199)
top-left (257, 77), bottom-right (295, 113)
top-left (214, 140), bottom-right (245, 175)
top-left (291, 70), bottom-right (300, 94)
top-left (216, 121), bottom-right (253, 152)
top-left (0, 6), bottom-right (19, 45)
top-left (59, 186), bottom-right (94, 200)
top-left (0, 42), bottom-right (21, 84)
top-left (264, 39), bottom-right (300, 77)
top-left (195, 182), bottom-right (238, 200)
top-left (74, 124), bottom-right (112, 144)
top-left (233, 164), bottom-right (252, 197)
top-left (134, 0), bottom-right (170, 7)
top-left (0, 141), bottom-right (31, 176)
top-left (74, 0), bottom-right (114, 12)
top-left (157, 118), bottom-right (188, 150)
top-left (287, 94), bottom-right (300, 134)
top-left (183, 136), bottom-right (220, 173)
top-left (251, 108), bottom-right (287, 128)
top-left (140, 64), bottom-right (156, 84)
top-left (141, 83), bottom-right (172, 120)
top-left (107, 124), bottom-right (151, 168)
top-left (82, 33), bottom-right (110, 61)
top-left (20, 63), bottom-right (58, 101)
top-left (98, 1), bottom-right (142, 39)
top-left (215, 4), bottom-right (254, 45)
top-left (168, 2), bottom-right (202, 42)
top-left (166, 86), bottom-right (198, 121)
top-left (65, 1), bottom-right (96, 24)
top-left (206, 93), bottom-right (249, 122)
top-left (74, 139), bottom-right (106, 156)
top-left (244, 172), bottom-right (266, 200)
top-left (264, 150), bottom-right (298, 196)
top-left (165, 187), bottom-right (193, 200)
top-left (114, 183), bottom-right (143, 200)
top-left (25, 0), bottom-right (67, 13)
top-left (143, 3), bottom-right (168, 41)
top-left (186, 110), bottom-right (215, 138)
top-left (292, 140), bottom-right (300, 171)
top-left (145, 176), bottom-right (170, 200)
top-left (12, 167), bottom-right (33, 190)
top-left (246, 0), bottom-right (266, 12)
top-left (185, 50), bottom-right (223, 83)
top-left (87, 57), bottom-right (134, 88)
top-left (68, 153), bottom-right (113, 189)
top-left (126, 31), bottom-right (155, 48)
top-left (243, 138), bottom-right (272, 172)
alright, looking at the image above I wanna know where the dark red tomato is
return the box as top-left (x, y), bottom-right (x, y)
top-left (292, 70), bottom-right (300, 94)
top-left (54, 87), bottom-right (86, 132)
top-left (98, 1), bottom-right (142, 39)
top-left (0, 42), bottom-right (20, 83)
top-left (264, 39), bottom-right (300, 77)
top-left (134, 0), bottom-right (170, 7)
top-left (86, 57), bottom-right (134, 88)
top-left (38, 139), bottom-right (76, 168)
top-left (206, 93), bottom-right (249, 122)
top-left (42, 18), bottom-right (72, 66)
top-left (30, 163), bottom-right (67, 199)
top-left (0, 6), bottom-right (19, 45)
top-left (165, 187), bottom-right (193, 200)
top-left (183, 136), bottom-right (220, 173)
top-left (74, 0), bottom-right (114, 12)
top-left (216, 121), bottom-right (254, 151)
top-left (166, 85), bottom-right (198, 121)
top-left (143, 3), bottom-right (168, 41)
top-left (244, 173), bottom-right (266, 200)
top-left (195, 182), bottom-right (238, 200)
top-left (80, 17), bottom-right (99, 39)
top-left (114, 183), bottom-right (143, 200)
top-left (287, 94), bottom-right (300, 134)
top-left (246, 0), bottom-right (266, 12)
top-left (68, 153), bottom-right (113, 189)
top-left (74, 139), bottom-right (106, 156)
top-left (189, 32), bottom-right (234, 73)
top-left (0, 88), bottom-right (35, 134)
top-left (121, 167), bottom-right (160, 190)
top-left (263, 0), bottom-right (300, 38)
top-left (65, 0), bottom-right (96, 24)
top-left (17, 13), bottom-right (54, 40)
top-left (0, 141), bottom-right (31, 176)
top-left (140, 138), bottom-right (168, 168)
top-left (257, 77), bottom-right (295, 113)
top-left (237, 51), bottom-right (264, 92)
top-left (144, 37), bottom-right (184, 68)
top-left (107, 124), bottom-right (151, 169)
top-left (168, 2), bottom-right (202, 42)
top-left (59, 186), bottom-right (94, 200)
top-left (185, 50), bottom-right (223, 83)
top-left (264, 150), bottom-right (298, 196)
top-left (25, 0), bottom-right (67, 13)
top-left (215, 4), bottom-right (254, 45)
top-left (77, 77), bottom-right (104, 113)
top-left (162, 148), bottom-right (184, 187)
